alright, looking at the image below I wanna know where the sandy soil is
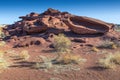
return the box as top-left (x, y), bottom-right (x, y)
top-left (0, 34), bottom-right (120, 80)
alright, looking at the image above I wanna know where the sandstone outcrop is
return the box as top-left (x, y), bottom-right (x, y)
top-left (3, 8), bottom-right (116, 47)
top-left (5, 8), bottom-right (115, 37)
top-left (63, 16), bottom-right (114, 34)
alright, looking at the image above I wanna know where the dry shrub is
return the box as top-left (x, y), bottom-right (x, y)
top-left (19, 50), bottom-right (30, 60)
top-left (112, 52), bottom-right (120, 64)
top-left (53, 34), bottom-right (86, 64)
top-left (97, 40), bottom-right (117, 49)
top-left (0, 58), bottom-right (10, 70)
top-left (0, 51), bottom-right (10, 70)
top-left (0, 51), bottom-right (4, 58)
top-left (33, 55), bottom-right (52, 69)
top-left (0, 27), bottom-right (6, 38)
top-left (92, 47), bottom-right (99, 52)
top-left (113, 40), bottom-right (120, 48)
top-left (114, 25), bottom-right (120, 32)
top-left (0, 49), bottom-right (10, 71)
top-left (0, 41), bottom-right (6, 47)
top-left (98, 53), bottom-right (115, 69)
top-left (53, 34), bottom-right (71, 53)
top-left (56, 53), bottom-right (86, 64)
top-left (98, 52), bottom-right (120, 69)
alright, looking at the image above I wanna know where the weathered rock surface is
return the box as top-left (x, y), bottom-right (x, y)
top-left (3, 8), bottom-right (117, 47)
top-left (63, 16), bottom-right (114, 34)
top-left (13, 37), bottom-right (46, 47)
top-left (5, 8), bottom-right (71, 36)
top-left (5, 8), bottom-right (115, 37)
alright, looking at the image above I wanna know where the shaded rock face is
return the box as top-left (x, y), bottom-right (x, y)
top-left (7, 36), bottom-right (46, 47)
top-left (15, 37), bottom-right (46, 47)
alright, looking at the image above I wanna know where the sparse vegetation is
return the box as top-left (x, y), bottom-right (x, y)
top-left (112, 52), bottom-right (120, 65)
top-left (0, 58), bottom-right (10, 70)
top-left (113, 40), bottom-right (120, 48)
top-left (0, 41), bottom-right (6, 47)
top-left (97, 40), bottom-right (117, 49)
top-left (92, 46), bottom-right (99, 52)
top-left (114, 24), bottom-right (120, 32)
top-left (49, 77), bottom-right (62, 80)
top-left (0, 51), bottom-right (4, 58)
top-left (98, 52), bottom-right (120, 69)
top-left (53, 34), bottom-right (71, 53)
top-left (98, 53), bottom-right (115, 69)
top-left (0, 51), bottom-right (10, 71)
top-left (0, 27), bottom-right (6, 38)
top-left (19, 50), bottom-right (30, 60)
top-left (0, 8), bottom-right (120, 80)
top-left (33, 55), bottom-right (53, 69)
top-left (56, 53), bottom-right (86, 64)
top-left (53, 34), bottom-right (86, 64)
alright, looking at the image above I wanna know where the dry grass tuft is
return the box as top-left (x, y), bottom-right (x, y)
top-left (112, 52), bottom-right (120, 64)
top-left (97, 40), bottom-right (117, 49)
top-left (98, 52), bottom-right (120, 69)
top-left (0, 51), bottom-right (4, 58)
top-left (53, 34), bottom-right (71, 53)
top-left (19, 50), bottom-right (30, 60)
top-left (0, 27), bottom-right (6, 38)
top-left (0, 41), bottom-right (6, 47)
top-left (92, 47), bottom-right (99, 52)
top-left (33, 55), bottom-right (52, 69)
top-left (56, 53), bottom-right (86, 64)
top-left (0, 58), bottom-right (10, 70)
top-left (98, 53), bottom-right (115, 69)
top-left (53, 34), bottom-right (86, 65)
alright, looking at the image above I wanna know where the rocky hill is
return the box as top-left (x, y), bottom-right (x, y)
top-left (2, 8), bottom-right (120, 47)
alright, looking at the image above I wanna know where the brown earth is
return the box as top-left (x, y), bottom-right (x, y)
top-left (1, 38), bottom-right (120, 80)
top-left (0, 8), bottom-right (120, 80)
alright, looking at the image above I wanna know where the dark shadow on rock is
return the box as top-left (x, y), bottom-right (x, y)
top-left (97, 46), bottom-right (112, 49)
top-left (42, 49), bottom-right (56, 53)
top-left (64, 31), bottom-right (104, 38)
top-left (9, 56), bottom-right (25, 61)
top-left (12, 58), bottom-right (23, 60)
top-left (87, 66), bottom-right (108, 71)
top-left (10, 61), bottom-right (36, 68)
top-left (49, 44), bottom-right (54, 48)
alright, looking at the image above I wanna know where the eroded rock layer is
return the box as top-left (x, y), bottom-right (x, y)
top-left (63, 16), bottom-right (114, 34)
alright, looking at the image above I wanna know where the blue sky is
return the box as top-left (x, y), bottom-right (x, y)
top-left (0, 0), bottom-right (119, 24)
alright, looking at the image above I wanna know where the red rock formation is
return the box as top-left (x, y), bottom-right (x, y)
top-left (63, 16), bottom-right (114, 34)
top-left (6, 8), bottom-right (114, 36)
top-left (42, 8), bottom-right (61, 16)
top-left (4, 8), bottom-right (116, 48)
